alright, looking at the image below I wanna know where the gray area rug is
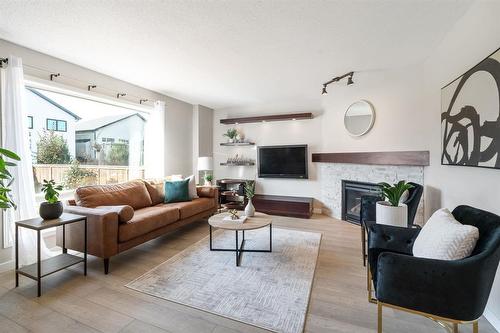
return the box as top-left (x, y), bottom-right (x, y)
top-left (126, 227), bottom-right (321, 333)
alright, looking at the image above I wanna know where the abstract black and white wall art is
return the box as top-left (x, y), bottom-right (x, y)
top-left (441, 47), bottom-right (500, 169)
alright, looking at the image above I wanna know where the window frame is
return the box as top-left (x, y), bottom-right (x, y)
top-left (27, 115), bottom-right (33, 129)
top-left (46, 118), bottom-right (67, 132)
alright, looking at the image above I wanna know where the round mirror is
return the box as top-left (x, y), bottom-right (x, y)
top-left (344, 100), bottom-right (375, 136)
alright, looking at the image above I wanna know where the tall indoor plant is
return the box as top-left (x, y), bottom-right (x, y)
top-left (244, 180), bottom-right (256, 217)
top-left (39, 179), bottom-right (64, 220)
top-left (0, 148), bottom-right (21, 210)
top-left (376, 180), bottom-right (413, 227)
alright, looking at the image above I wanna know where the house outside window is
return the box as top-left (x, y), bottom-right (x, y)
top-left (46, 118), bottom-right (67, 132)
top-left (28, 116), bottom-right (33, 129)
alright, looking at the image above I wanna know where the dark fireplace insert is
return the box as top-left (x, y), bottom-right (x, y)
top-left (341, 180), bottom-right (381, 225)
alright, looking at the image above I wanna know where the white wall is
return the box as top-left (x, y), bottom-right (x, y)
top-left (213, 109), bottom-right (323, 207)
top-left (422, 1), bottom-right (500, 328)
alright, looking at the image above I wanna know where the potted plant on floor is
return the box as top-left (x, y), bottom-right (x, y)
top-left (244, 180), bottom-right (255, 217)
top-left (376, 180), bottom-right (413, 227)
top-left (0, 148), bottom-right (21, 210)
top-left (223, 128), bottom-right (238, 143)
top-left (40, 179), bottom-right (64, 220)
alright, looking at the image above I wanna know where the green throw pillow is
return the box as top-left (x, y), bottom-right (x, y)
top-left (164, 179), bottom-right (191, 203)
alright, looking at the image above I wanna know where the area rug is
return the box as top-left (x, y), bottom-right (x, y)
top-left (126, 227), bottom-right (321, 333)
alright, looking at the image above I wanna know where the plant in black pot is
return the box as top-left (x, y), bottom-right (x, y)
top-left (40, 179), bottom-right (64, 220)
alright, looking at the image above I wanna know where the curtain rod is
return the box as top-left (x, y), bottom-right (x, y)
top-left (1, 56), bottom-right (154, 106)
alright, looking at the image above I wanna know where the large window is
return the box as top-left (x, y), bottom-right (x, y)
top-left (25, 87), bottom-right (147, 193)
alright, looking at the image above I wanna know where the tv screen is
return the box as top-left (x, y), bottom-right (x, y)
top-left (258, 145), bottom-right (308, 179)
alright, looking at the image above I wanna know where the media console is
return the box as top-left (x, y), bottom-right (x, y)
top-left (253, 194), bottom-right (313, 219)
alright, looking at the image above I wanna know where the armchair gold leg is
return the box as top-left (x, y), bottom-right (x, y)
top-left (377, 302), bottom-right (383, 333)
top-left (473, 321), bottom-right (478, 333)
top-left (367, 266), bottom-right (377, 303)
top-left (452, 323), bottom-right (458, 333)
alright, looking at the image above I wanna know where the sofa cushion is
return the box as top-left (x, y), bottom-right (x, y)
top-left (143, 179), bottom-right (165, 205)
top-left (164, 179), bottom-right (190, 203)
top-left (95, 205), bottom-right (134, 223)
top-left (413, 208), bottom-right (479, 260)
top-left (166, 197), bottom-right (215, 219)
top-left (119, 205), bottom-right (180, 242)
top-left (76, 180), bottom-right (152, 209)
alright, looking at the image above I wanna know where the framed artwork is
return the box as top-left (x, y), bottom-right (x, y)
top-left (441, 47), bottom-right (500, 169)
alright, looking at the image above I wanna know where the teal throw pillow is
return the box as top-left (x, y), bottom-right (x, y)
top-left (164, 179), bottom-right (190, 203)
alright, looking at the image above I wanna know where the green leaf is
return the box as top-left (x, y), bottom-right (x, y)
top-left (0, 148), bottom-right (20, 161)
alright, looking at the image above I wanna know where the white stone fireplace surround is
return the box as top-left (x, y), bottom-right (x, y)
top-left (318, 163), bottom-right (424, 226)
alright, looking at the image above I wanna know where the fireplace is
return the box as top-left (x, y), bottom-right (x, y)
top-left (341, 180), bottom-right (381, 225)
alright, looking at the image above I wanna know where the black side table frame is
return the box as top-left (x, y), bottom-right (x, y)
top-left (209, 224), bottom-right (272, 266)
top-left (15, 213), bottom-right (87, 297)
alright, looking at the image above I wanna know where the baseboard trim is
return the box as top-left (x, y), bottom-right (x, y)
top-left (484, 307), bottom-right (500, 332)
top-left (0, 259), bottom-right (14, 273)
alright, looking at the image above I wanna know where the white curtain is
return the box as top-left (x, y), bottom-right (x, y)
top-left (1, 55), bottom-right (52, 265)
top-left (144, 100), bottom-right (165, 179)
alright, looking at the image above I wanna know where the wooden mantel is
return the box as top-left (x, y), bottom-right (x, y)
top-left (311, 151), bottom-right (430, 166)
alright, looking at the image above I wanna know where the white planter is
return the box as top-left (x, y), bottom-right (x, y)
top-left (376, 201), bottom-right (408, 227)
top-left (244, 199), bottom-right (255, 217)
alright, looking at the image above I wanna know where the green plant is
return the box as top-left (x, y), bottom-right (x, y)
top-left (204, 174), bottom-right (213, 182)
top-left (244, 180), bottom-right (255, 200)
top-left (223, 128), bottom-right (238, 140)
top-left (41, 179), bottom-right (63, 204)
top-left (64, 160), bottom-right (98, 189)
top-left (378, 181), bottom-right (414, 207)
top-left (0, 148), bottom-right (21, 209)
top-left (106, 143), bottom-right (129, 166)
top-left (36, 130), bottom-right (71, 164)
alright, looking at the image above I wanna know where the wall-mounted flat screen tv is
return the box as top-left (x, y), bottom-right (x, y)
top-left (258, 144), bottom-right (308, 179)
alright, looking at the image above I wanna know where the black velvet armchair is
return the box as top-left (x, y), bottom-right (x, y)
top-left (367, 205), bottom-right (500, 333)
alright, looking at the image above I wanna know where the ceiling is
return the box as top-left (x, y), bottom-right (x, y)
top-left (0, 0), bottom-right (472, 110)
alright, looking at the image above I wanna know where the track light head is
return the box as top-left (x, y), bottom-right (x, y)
top-left (321, 85), bottom-right (328, 95)
top-left (347, 74), bottom-right (354, 85)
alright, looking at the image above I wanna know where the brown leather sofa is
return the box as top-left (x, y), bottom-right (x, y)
top-left (57, 179), bottom-right (218, 274)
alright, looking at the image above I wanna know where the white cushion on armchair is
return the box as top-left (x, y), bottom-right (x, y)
top-left (413, 208), bottom-right (479, 260)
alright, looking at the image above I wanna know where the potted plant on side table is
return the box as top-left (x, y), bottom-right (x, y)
top-left (40, 179), bottom-right (64, 220)
top-left (204, 174), bottom-right (213, 186)
top-left (376, 180), bottom-right (413, 227)
top-left (244, 180), bottom-right (255, 217)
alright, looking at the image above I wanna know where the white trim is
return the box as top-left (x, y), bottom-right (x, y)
top-left (0, 259), bottom-right (13, 273)
top-left (484, 307), bottom-right (500, 332)
top-left (25, 75), bottom-right (153, 114)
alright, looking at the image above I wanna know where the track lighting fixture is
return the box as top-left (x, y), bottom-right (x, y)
top-left (321, 71), bottom-right (354, 95)
top-left (50, 73), bottom-right (60, 81)
top-left (117, 93), bottom-right (126, 99)
top-left (88, 84), bottom-right (97, 91)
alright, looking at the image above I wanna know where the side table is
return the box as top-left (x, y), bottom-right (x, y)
top-left (15, 213), bottom-right (87, 297)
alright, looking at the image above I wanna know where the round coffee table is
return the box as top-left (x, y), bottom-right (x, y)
top-left (208, 212), bottom-right (273, 266)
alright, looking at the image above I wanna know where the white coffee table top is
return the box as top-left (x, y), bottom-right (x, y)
top-left (208, 212), bottom-right (272, 230)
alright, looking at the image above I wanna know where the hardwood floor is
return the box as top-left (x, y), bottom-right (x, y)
top-left (0, 214), bottom-right (496, 333)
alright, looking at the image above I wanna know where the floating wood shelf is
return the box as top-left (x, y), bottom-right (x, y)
top-left (220, 112), bottom-right (313, 124)
top-left (220, 142), bottom-right (255, 146)
top-left (311, 151), bottom-right (430, 166)
top-left (220, 162), bottom-right (255, 166)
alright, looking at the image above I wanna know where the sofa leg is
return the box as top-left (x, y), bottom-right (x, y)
top-left (473, 321), bottom-right (478, 333)
top-left (452, 323), bottom-right (458, 333)
top-left (103, 258), bottom-right (110, 274)
top-left (377, 302), bottom-right (383, 333)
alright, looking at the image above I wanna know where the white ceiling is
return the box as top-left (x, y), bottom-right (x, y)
top-left (0, 0), bottom-right (472, 110)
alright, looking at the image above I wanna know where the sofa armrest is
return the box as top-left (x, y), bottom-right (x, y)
top-left (57, 206), bottom-right (120, 258)
top-left (197, 186), bottom-right (219, 210)
top-left (197, 186), bottom-right (218, 198)
top-left (376, 252), bottom-right (487, 321)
